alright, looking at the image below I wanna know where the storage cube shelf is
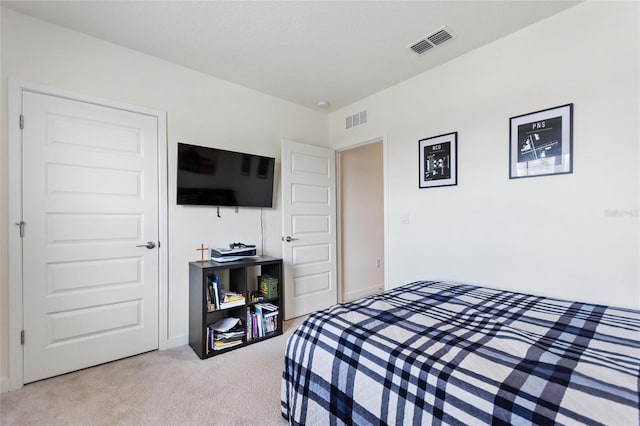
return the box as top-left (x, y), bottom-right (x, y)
top-left (188, 256), bottom-right (283, 359)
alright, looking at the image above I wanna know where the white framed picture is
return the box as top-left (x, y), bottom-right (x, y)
top-left (418, 132), bottom-right (457, 188)
top-left (510, 103), bottom-right (573, 179)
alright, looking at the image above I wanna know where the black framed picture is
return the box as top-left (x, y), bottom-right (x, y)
top-left (418, 132), bottom-right (457, 188)
top-left (509, 103), bottom-right (573, 179)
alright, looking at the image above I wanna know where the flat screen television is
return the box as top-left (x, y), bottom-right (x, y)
top-left (177, 143), bottom-right (275, 208)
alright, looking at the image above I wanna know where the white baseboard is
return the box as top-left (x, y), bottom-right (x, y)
top-left (0, 376), bottom-right (19, 393)
top-left (343, 284), bottom-right (384, 303)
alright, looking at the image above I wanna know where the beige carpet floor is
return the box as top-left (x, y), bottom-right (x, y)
top-left (0, 317), bottom-right (306, 426)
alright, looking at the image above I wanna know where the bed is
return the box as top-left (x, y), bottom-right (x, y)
top-left (281, 281), bottom-right (640, 425)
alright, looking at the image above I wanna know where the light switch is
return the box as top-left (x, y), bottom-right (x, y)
top-left (402, 212), bottom-right (410, 224)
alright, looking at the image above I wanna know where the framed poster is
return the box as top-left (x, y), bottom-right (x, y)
top-left (418, 132), bottom-right (457, 188)
top-left (509, 103), bottom-right (573, 179)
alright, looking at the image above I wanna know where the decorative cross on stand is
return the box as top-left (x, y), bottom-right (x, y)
top-left (196, 243), bottom-right (208, 263)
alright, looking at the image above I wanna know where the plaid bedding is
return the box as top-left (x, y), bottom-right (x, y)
top-left (281, 281), bottom-right (640, 425)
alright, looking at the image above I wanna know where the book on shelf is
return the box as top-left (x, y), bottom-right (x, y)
top-left (206, 280), bottom-right (212, 312)
top-left (220, 291), bottom-right (246, 309)
top-left (252, 313), bottom-right (258, 339)
top-left (206, 285), bottom-right (213, 312)
top-left (246, 308), bottom-right (253, 342)
top-left (254, 304), bottom-right (264, 337)
top-left (259, 302), bottom-right (279, 313)
top-left (212, 340), bottom-right (243, 350)
top-left (212, 277), bottom-right (221, 309)
top-left (222, 291), bottom-right (244, 302)
top-left (206, 326), bottom-right (210, 354)
top-left (215, 332), bottom-right (244, 342)
top-left (219, 298), bottom-right (246, 310)
top-left (206, 274), bottom-right (221, 311)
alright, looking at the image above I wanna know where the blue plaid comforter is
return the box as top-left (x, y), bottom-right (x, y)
top-left (281, 281), bottom-right (640, 425)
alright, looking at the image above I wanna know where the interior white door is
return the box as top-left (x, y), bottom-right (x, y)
top-left (281, 139), bottom-right (337, 319)
top-left (22, 91), bottom-right (159, 383)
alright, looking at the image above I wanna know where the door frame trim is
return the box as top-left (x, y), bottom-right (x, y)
top-left (336, 137), bottom-right (387, 303)
top-left (7, 79), bottom-right (169, 391)
top-left (335, 135), bottom-right (389, 303)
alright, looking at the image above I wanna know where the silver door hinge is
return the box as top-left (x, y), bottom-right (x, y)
top-left (16, 221), bottom-right (25, 238)
top-left (19, 114), bottom-right (24, 130)
top-left (20, 330), bottom-right (25, 345)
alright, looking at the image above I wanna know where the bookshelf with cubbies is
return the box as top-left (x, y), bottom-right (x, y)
top-left (188, 256), bottom-right (283, 359)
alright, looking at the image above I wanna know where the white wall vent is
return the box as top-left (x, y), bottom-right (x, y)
top-left (345, 110), bottom-right (368, 130)
top-left (409, 26), bottom-right (456, 55)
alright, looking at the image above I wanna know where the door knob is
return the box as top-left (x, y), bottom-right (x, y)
top-left (136, 241), bottom-right (156, 249)
top-left (283, 236), bottom-right (298, 242)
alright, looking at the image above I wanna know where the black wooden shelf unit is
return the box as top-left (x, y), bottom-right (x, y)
top-left (188, 256), bottom-right (283, 359)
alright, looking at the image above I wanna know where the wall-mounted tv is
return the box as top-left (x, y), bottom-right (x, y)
top-left (177, 142), bottom-right (275, 208)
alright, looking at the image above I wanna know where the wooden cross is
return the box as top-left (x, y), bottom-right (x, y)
top-left (196, 243), bottom-right (208, 263)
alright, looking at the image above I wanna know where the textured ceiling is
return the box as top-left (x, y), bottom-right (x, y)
top-left (2, 1), bottom-right (580, 111)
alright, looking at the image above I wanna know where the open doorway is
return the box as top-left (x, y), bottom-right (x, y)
top-left (338, 140), bottom-right (384, 302)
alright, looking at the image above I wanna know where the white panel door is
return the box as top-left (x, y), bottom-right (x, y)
top-left (281, 139), bottom-right (337, 319)
top-left (22, 91), bottom-right (159, 383)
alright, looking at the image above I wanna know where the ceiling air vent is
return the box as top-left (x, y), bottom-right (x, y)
top-left (345, 110), bottom-right (368, 130)
top-left (428, 29), bottom-right (453, 46)
top-left (409, 26), bottom-right (456, 55)
top-left (410, 39), bottom-right (434, 55)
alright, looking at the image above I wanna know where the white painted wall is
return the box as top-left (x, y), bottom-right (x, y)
top-left (0, 8), bottom-right (328, 385)
top-left (329, 2), bottom-right (640, 309)
top-left (339, 141), bottom-right (384, 301)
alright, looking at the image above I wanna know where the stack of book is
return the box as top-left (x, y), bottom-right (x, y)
top-left (207, 317), bottom-right (245, 353)
top-left (246, 302), bottom-right (279, 341)
top-left (206, 273), bottom-right (246, 311)
top-left (220, 291), bottom-right (245, 309)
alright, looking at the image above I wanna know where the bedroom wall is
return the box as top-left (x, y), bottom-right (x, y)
top-left (329, 1), bottom-right (640, 309)
top-left (0, 8), bottom-right (328, 386)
